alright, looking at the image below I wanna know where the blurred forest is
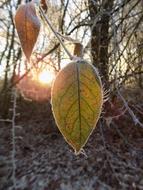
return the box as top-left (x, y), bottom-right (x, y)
top-left (0, 0), bottom-right (143, 189)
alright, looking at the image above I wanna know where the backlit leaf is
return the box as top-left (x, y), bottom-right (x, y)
top-left (15, 2), bottom-right (40, 61)
top-left (51, 60), bottom-right (103, 154)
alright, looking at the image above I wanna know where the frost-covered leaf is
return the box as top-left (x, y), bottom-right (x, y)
top-left (74, 42), bottom-right (83, 57)
top-left (40, 0), bottom-right (48, 12)
top-left (15, 2), bottom-right (40, 61)
top-left (51, 60), bottom-right (103, 154)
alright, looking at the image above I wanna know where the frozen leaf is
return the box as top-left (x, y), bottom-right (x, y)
top-left (40, 0), bottom-right (48, 12)
top-left (15, 2), bottom-right (40, 61)
top-left (74, 42), bottom-right (83, 57)
top-left (51, 60), bottom-right (103, 154)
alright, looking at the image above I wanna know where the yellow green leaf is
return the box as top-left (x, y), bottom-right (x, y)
top-left (51, 60), bottom-right (103, 154)
top-left (15, 2), bottom-right (40, 61)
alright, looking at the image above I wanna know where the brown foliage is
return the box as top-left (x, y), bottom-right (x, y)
top-left (15, 2), bottom-right (40, 61)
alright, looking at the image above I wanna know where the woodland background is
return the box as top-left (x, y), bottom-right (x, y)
top-left (0, 0), bottom-right (143, 189)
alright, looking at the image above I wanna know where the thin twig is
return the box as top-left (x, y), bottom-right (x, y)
top-left (39, 6), bottom-right (73, 60)
top-left (11, 89), bottom-right (17, 189)
top-left (0, 119), bottom-right (12, 122)
top-left (117, 89), bottom-right (143, 128)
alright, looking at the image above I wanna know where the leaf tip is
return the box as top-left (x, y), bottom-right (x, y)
top-left (74, 148), bottom-right (87, 157)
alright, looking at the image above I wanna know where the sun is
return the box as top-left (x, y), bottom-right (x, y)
top-left (38, 70), bottom-right (55, 84)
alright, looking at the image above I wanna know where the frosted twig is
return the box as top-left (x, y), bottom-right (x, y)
top-left (117, 89), bottom-right (143, 128)
top-left (0, 119), bottom-right (12, 122)
top-left (11, 89), bottom-right (17, 189)
top-left (39, 6), bottom-right (74, 60)
top-left (56, 32), bottom-right (80, 43)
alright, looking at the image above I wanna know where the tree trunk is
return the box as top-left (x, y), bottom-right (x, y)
top-left (88, 0), bottom-right (114, 89)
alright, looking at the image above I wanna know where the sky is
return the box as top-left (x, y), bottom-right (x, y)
top-left (0, 65), bottom-right (3, 77)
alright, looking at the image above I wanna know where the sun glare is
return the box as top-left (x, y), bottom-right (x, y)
top-left (38, 70), bottom-right (55, 84)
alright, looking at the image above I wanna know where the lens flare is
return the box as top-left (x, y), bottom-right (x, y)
top-left (38, 70), bottom-right (55, 84)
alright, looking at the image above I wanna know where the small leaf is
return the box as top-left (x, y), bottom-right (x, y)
top-left (15, 2), bottom-right (40, 61)
top-left (51, 60), bottom-right (103, 154)
top-left (40, 0), bottom-right (48, 12)
top-left (74, 43), bottom-right (83, 57)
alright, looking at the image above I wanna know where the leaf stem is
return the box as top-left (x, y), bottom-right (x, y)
top-left (39, 6), bottom-right (73, 60)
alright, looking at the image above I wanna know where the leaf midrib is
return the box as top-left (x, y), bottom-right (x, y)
top-left (76, 62), bottom-right (82, 146)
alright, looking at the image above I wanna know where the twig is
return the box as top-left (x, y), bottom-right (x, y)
top-left (117, 89), bottom-right (143, 128)
top-left (39, 6), bottom-right (73, 60)
top-left (0, 119), bottom-right (12, 122)
top-left (11, 89), bottom-right (17, 189)
top-left (111, 120), bottom-right (143, 152)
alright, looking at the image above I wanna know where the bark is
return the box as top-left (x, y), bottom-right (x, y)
top-left (88, 0), bottom-right (114, 89)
